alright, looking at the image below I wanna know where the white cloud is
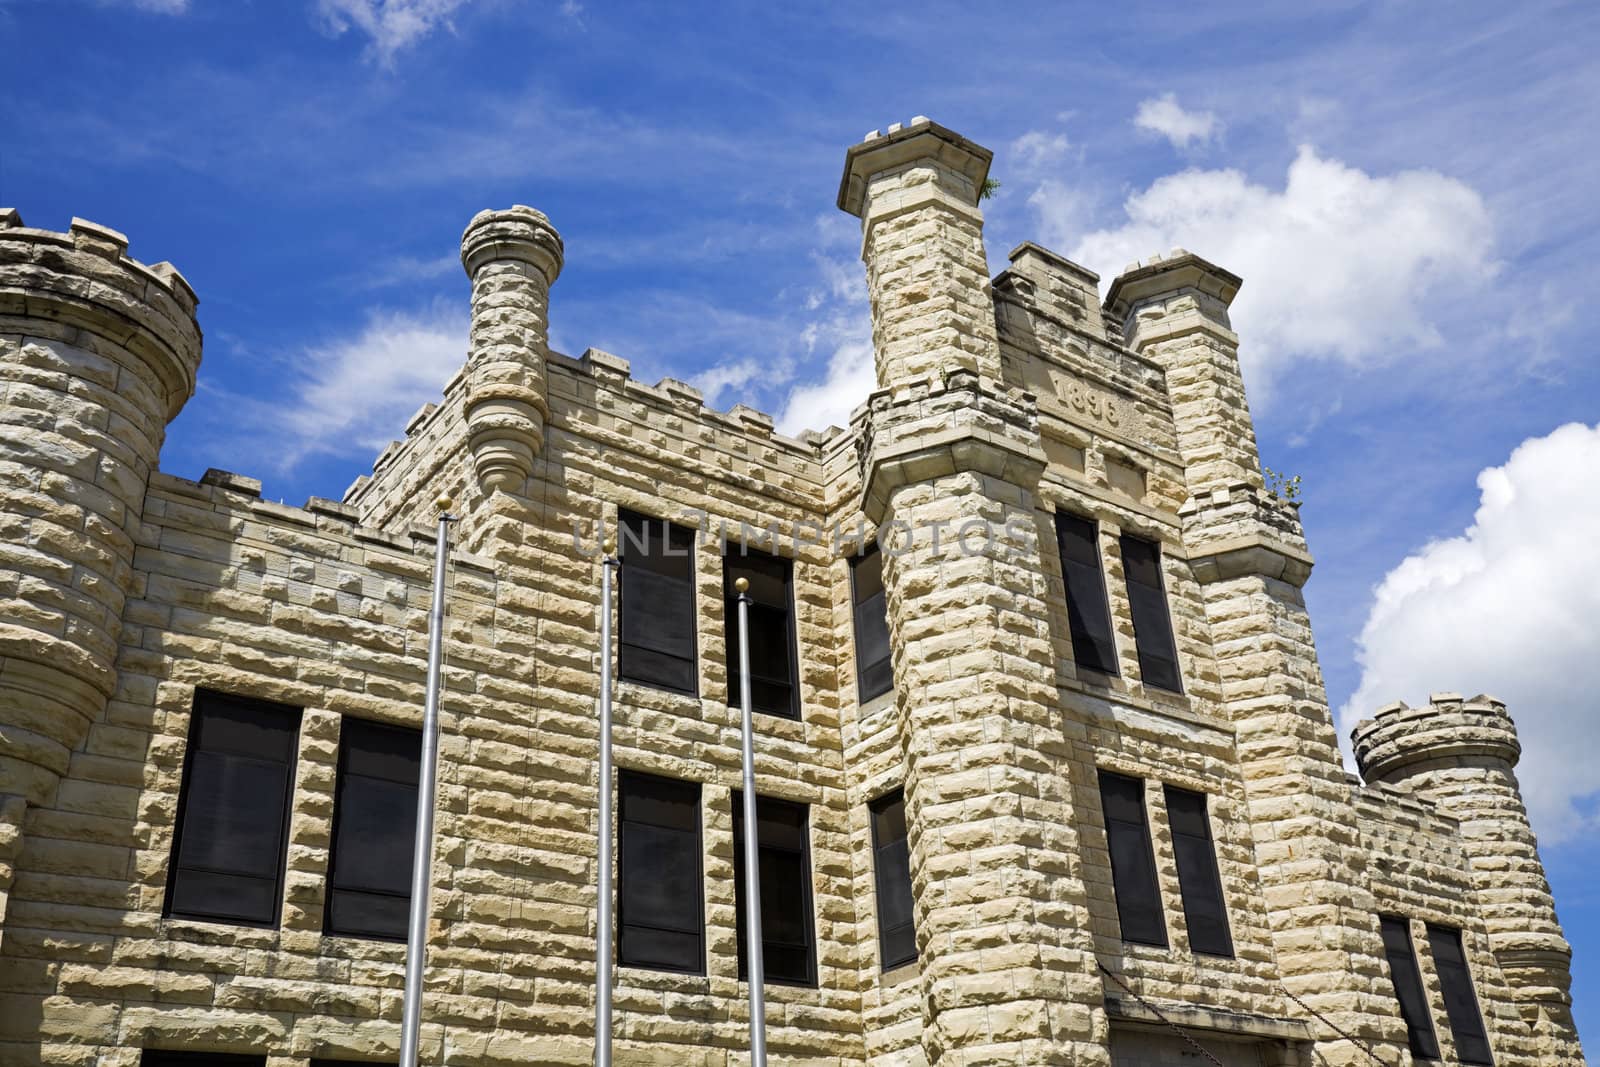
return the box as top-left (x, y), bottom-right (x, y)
top-left (1011, 130), bottom-right (1071, 172)
top-left (1133, 93), bottom-right (1219, 148)
top-left (691, 359), bottom-right (761, 406)
top-left (316, 0), bottom-right (470, 64)
top-left (101, 0), bottom-right (189, 11)
top-left (775, 334), bottom-right (874, 437)
top-left (1064, 146), bottom-right (1498, 387)
top-left (275, 303), bottom-right (467, 466)
top-left (1338, 422), bottom-right (1600, 844)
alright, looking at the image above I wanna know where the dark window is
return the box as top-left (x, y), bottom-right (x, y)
top-left (1120, 534), bottom-right (1182, 692)
top-left (165, 691), bottom-right (300, 927)
top-left (1428, 924), bottom-right (1493, 1064)
top-left (1098, 771), bottom-right (1166, 946)
top-left (732, 792), bottom-right (816, 986)
top-left (1381, 916), bottom-right (1441, 1060)
top-left (325, 718), bottom-right (421, 940)
top-left (618, 771), bottom-right (704, 974)
top-left (1163, 786), bottom-right (1233, 957)
top-left (851, 544), bottom-right (893, 703)
top-left (619, 510), bottom-right (698, 695)
top-left (724, 549), bottom-right (799, 719)
top-left (142, 1053), bottom-right (265, 1067)
top-left (1054, 512), bottom-right (1119, 676)
top-left (869, 789), bottom-right (916, 970)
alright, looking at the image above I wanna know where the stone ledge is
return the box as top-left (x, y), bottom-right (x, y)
top-left (1105, 994), bottom-right (1312, 1044)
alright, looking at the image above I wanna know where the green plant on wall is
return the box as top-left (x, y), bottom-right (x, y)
top-left (980, 177), bottom-right (1001, 200)
top-left (1263, 466), bottom-right (1303, 503)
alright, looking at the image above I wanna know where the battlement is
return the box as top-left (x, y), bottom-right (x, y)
top-left (1352, 692), bottom-right (1521, 784)
top-left (0, 209), bottom-right (202, 420)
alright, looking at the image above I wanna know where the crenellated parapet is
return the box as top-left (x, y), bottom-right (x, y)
top-left (0, 210), bottom-right (202, 810)
top-left (460, 206), bottom-right (563, 496)
top-left (1354, 694), bottom-right (1583, 1060)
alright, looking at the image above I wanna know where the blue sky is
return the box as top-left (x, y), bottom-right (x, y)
top-left (4, 0), bottom-right (1597, 1041)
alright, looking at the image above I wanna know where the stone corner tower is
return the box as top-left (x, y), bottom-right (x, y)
top-left (0, 209), bottom-right (203, 946)
top-left (839, 117), bottom-right (1108, 1067)
top-left (1353, 694), bottom-right (1585, 1062)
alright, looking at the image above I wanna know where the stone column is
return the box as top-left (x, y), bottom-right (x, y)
top-left (0, 211), bottom-right (202, 949)
top-left (1105, 254), bottom-right (1405, 1066)
top-left (1353, 695), bottom-right (1586, 1065)
top-left (460, 206), bottom-right (563, 496)
top-left (842, 119), bottom-right (1109, 1067)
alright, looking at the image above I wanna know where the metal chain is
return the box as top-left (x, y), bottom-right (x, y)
top-left (1278, 983), bottom-right (1390, 1066)
top-left (1098, 962), bottom-right (1226, 1067)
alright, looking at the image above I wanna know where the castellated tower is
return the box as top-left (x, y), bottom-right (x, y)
top-left (1353, 694), bottom-right (1585, 1062)
top-left (0, 210), bottom-right (201, 911)
top-left (459, 205), bottom-right (563, 496)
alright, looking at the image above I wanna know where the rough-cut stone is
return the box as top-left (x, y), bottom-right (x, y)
top-left (0, 120), bottom-right (1583, 1067)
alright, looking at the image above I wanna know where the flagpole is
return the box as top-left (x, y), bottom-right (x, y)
top-left (595, 537), bottom-right (619, 1067)
top-left (400, 495), bottom-right (456, 1067)
top-left (734, 577), bottom-right (768, 1067)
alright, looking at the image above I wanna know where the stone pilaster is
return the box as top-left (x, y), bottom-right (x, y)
top-left (1354, 695), bottom-right (1586, 1065)
top-left (844, 121), bottom-right (1109, 1067)
top-left (460, 206), bottom-right (563, 496)
top-left (1107, 254), bottom-right (1405, 1065)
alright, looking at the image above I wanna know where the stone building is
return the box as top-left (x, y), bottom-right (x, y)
top-left (0, 118), bottom-right (1585, 1066)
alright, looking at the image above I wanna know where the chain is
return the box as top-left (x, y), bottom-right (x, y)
top-left (1278, 983), bottom-right (1390, 1066)
top-left (1098, 962), bottom-right (1225, 1067)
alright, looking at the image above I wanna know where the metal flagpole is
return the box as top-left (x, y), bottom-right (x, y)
top-left (595, 537), bottom-right (619, 1067)
top-left (399, 495), bottom-right (456, 1067)
top-left (734, 576), bottom-right (768, 1067)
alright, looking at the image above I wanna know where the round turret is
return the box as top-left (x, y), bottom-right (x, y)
top-left (0, 209), bottom-right (202, 804)
top-left (1353, 694), bottom-right (1580, 1056)
top-left (1351, 691), bottom-right (1520, 783)
top-left (459, 206), bottom-right (563, 495)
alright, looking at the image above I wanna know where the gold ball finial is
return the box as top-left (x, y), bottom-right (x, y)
top-left (435, 495), bottom-right (454, 513)
top-left (734, 577), bottom-right (749, 594)
top-left (602, 537), bottom-right (616, 556)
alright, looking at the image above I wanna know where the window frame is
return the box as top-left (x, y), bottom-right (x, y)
top-left (723, 547), bottom-right (801, 720)
top-left (1427, 923), bottom-right (1494, 1065)
top-left (324, 716), bottom-right (422, 942)
top-left (617, 509), bottom-right (700, 697)
top-left (731, 791), bottom-right (818, 987)
top-left (868, 787), bottom-right (917, 971)
top-left (850, 543), bottom-right (894, 705)
top-left (1118, 532), bottom-right (1183, 693)
top-left (617, 769), bottom-right (706, 976)
top-left (1053, 510), bottom-right (1120, 677)
top-left (1380, 915), bottom-right (1442, 1061)
top-left (1163, 785), bottom-right (1234, 958)
top-left (164, 689), bottom-right (301, 929)
top-left (1097, 770), bottom-right (1168, 948)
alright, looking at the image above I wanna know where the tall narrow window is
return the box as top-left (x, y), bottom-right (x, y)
top-left (1098, 771), bottom-right (1166, 946)
top-left (325, 717), bottom-right (420, 940)
top-left (732, 792), bottom-right (816, 986)
top-left (724, 549), bottom-right (799, 719)
top-left (1119, 534), bottom-right (1182, 692)
top-left (869, 788), bottom-right (916, 969)
top-left (166, 691), bottom-right (300, 927)
top-left (1163, 786), bottom-right (1233, 957)
top-left (1428, 924), bottom-right (1493, 1064)
top-left (619, 510), bottom-right (698, 695)
top-left (1054, 512), bottom-right (1118, 676)
top-left (618, 771), bottom-right (704, 974)
top-left (851, 544), bottom-right (893, 703)
top-left (1381, 916), bottom-right (1441, 1060)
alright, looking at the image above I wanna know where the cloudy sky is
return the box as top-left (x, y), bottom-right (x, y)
top-left (4, 0), bottom-right (1597, 1038)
